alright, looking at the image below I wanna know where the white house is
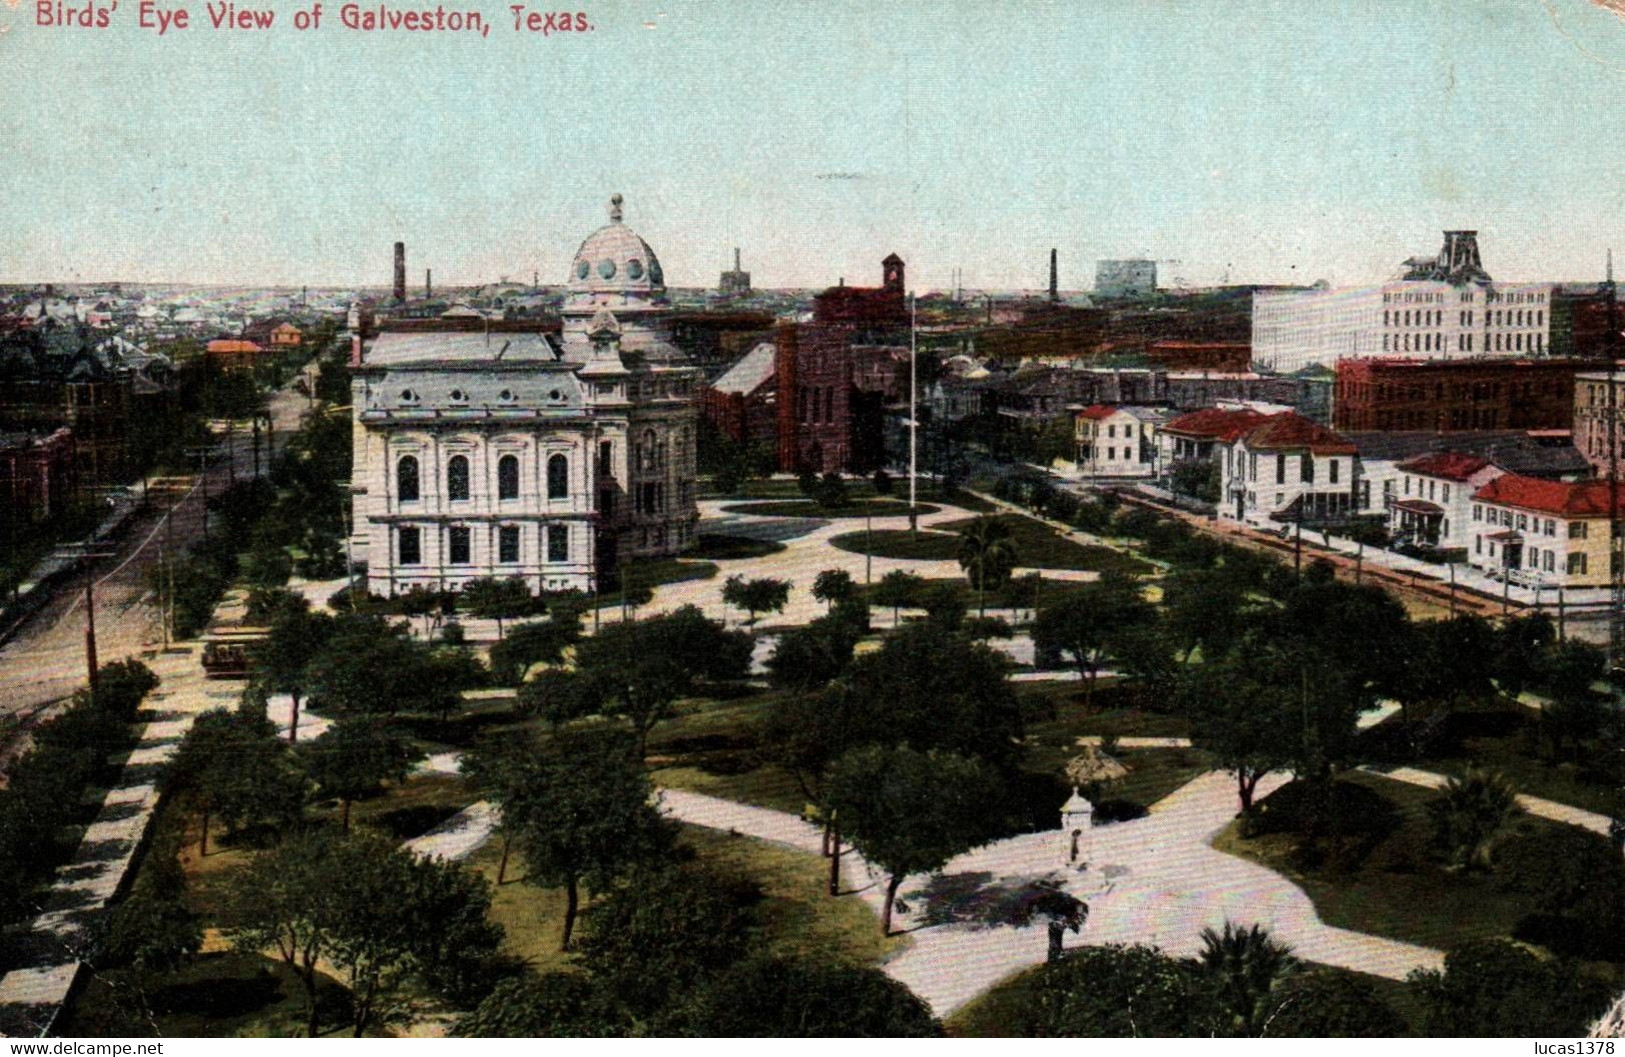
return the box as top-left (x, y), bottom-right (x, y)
top-left (1216, 412), bottom-right (1359, 527)
top-left (1073, 405), bottom-right (1170, 478)
top-left (1388, 451), bottom-right (1505, 551)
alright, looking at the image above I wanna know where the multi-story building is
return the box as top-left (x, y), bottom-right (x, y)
top-left (1215, 411), bottom-right (1359, 527)
top-left (1334, 357), bottom-right (1583, 432)
top-left (1158, 406), bottom-right (1275, 465)
top-left (349, 194), bottom-right (700, 597)
top-left (1095, 259), bottom-right (1157, 298)
top-left (1571, 369), bottom-right (1625, 476)
top-left (1251, 232), bottom-right (1552, 373)
top-left (1469, 474), bottom-right (1625, 588)
top-left (0, 427), bottom-right (76, 528)
top-left (1388, 451), bottom-right (1506, 551)
top-left (1073, 405), bottom-right (1169, 478)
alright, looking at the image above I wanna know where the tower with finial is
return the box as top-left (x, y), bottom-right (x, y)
top-left (719, 246), bottom-right (752, 296)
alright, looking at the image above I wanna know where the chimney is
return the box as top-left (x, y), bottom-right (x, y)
top-left (734, 247), bottom-right (741, 272)
top-left (1049, 248), bottom-right (1058, 302)
top-left (393, 242), bottom-right (406, 302)
top-left (425, 269), bottom-right (432, 299)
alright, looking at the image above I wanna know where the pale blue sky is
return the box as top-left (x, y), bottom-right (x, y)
top-left (6, 0), bottom-right (1625, 289)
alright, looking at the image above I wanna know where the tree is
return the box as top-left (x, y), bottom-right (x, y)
top-left (956, 515), bottom-right (1018, 616)
top-left (397, 584), bottom-right (443, 638)
top-left (872, 569), bottom-right (924, 627)
top-left (1161, 567), bottom-right (1249, 663)
top-left (299, 716), bottom-right (420, 832)
top-left (1260, 969), bottom-right (1407, 1038)
top-left (1537, 638), bottom-right (1607, 760)
top-left (872, 468), bottom-right (894, 496)
top-left (766, 611), bottom-right (862, 691)
top-left (811, 568), bottom-right (856, 611)
top-left (1493, 612), bottom-right (1556, 700)
top-left (454, 973), bottom-right (628, 1038)
top-left (486, 610), bottom-right (582, 686)
top-left (685, 956), bottom-right (941, 1037)
top-left (255, 598), bottom-right (333, 743)
top-left (305, 614), bottom-right (463, 719)
top-left (94, 831), bottom-right (201, 977)
top-left (816, 471), bottom-right (849, 509)
top-left (1426, 767), bottom-right (1522, 872)
top-left (576, 863), bottom-right (760, 1024)
top-left (1033, 571), bottom-right (1154, 706)
top-left (1181, 657), bottom-right (1296, 813)
top-left (722, 574), bottom-right (791, 626)
top-left (86, 659), bottom-right (159, 720)
top-left (571, 606), bottom-right (752, 757)
top-left (825, 745), bottom-right (1001, 935)
top-left (1409, 938), bottom-right (1613, 1038)
top-left (166, 709), bottom-right (305, 855)
top-left (461, 576), bottom-right (533, 640)
top-left (505, 729), bottom-right (676, 950)
top-left (1197, 921), bottom-right (1297, 1037)
top-left (1028, 943), bottom-right (1222, 1037)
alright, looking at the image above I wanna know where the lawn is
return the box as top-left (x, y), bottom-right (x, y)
top-left (1210, 769), bottom-right (1602, 955)
top-left (590, 558), bottom-right (719, 609)
top-left (470, 822), bottom-right (899, 976)
top-left (690, 533), bottom-right (788, 560)
top-left (703, 478), bottom-right (995, 512)
top-left (945, 958), bottom-right (1425, 1037)
top-left (831, 515), bottom-right (1153, 575)
top-left (721, 500), bottom-right (940, 519)
top-left (1359, 699), bottom-right (1625, 819)
top-left (645, 689), bottom-right (810, 815)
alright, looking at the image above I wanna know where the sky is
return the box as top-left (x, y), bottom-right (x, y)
top-left (7, 0), bottom-right (1625, 290)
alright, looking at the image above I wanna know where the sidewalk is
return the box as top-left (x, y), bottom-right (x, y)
top-left (0, 645), bottom-right (244, 1036)
top-left (1360, 764), bottom-right (1616, 838)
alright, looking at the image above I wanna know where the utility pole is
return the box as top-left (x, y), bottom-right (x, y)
top-left (908, 292), bottom-right (918, 537)
top-left (864, 511), bottom-right (873, 588)
top-left (1607, 249), bottom-right (1623, 666)
top-left (84, 575), bottom-right (98, 692)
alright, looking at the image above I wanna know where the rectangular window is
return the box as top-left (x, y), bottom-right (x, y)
top-left (399, 526), bottom-right (422, 566)
top-left (1330, 459), bottom-right (1340, 484)
top-left (1473, 505), bottom-right (1481, 521)
top-left (1569, 552), bottom-right (1587, 575)
top-left (1276, 454), bottom-right (1285, 485)
top-left (449, 526), bottom-right (471, 565)
top-left (1570, 521), bottom-right (1588, 539)
top-left (499, 525), bottom-right (521, 564)
top-left (1301, 454), bottom-right (1313, 484)
top-left (547, 524), bottom-right (569, 563)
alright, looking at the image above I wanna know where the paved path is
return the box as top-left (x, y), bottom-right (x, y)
top-left (1362, 765), bottom-right (1616, 838)
top-left (0, 645), bottom-right (245, 1036)
top-left (660, 772), bottom-right (1443, 1018)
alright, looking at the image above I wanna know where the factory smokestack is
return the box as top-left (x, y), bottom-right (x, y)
top-left (1049, 248), bottom-right (1058, 302)
top-left (734, 247), bottom-right (741, 272)
top-left (393, 242), bottom-right (406, 302)
top-left (426, 269), bottom-right (432, 299)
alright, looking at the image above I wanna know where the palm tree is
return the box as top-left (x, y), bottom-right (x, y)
top-left (1198, 921), bottom-right (1297, 1037)
top-left (956, 516), bottom-right (1018, 617)
top-left (1426, 766), bottom-right (1522, 871)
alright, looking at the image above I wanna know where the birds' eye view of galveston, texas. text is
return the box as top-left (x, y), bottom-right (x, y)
top-left (5, 0), bottom-right (1625, 1045)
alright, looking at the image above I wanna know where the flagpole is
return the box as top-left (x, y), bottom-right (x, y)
top-left (909, 291), bottom-right (918, 536)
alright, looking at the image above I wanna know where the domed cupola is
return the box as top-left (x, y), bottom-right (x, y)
top-left (567, 193), bottom-right (665, 297)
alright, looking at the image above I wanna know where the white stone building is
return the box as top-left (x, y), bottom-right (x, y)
top-left (349, 195), bottom-right (701, 598)
top-left (1251, 232), bottom-right (1552, 373)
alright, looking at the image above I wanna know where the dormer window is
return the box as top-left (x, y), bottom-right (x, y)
top-left (449, 388), bottom-right (468, 403)
top-left (549, 388), bottom-right (564, 402)
top-left (400, 389), bottom-right (419, 404)
top-left (498, 389), bottom-right (516, 404)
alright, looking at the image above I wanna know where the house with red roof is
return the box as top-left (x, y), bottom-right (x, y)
top-left (1158, 406), bottom-right (1275, 463)
top-left (1072, 405), bottom-right (1171, 478)
top-left (1469, 474), bottom-right (1625, 588)
top-left (1215, 411), bottom-right (1359, 527)
top-left (1389, 451), bottom-right (1506, 551)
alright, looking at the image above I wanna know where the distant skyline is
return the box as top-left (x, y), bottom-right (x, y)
top-left (8, 1), bottom-right (1625, 290)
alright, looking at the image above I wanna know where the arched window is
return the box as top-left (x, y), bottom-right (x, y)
top-left (547, 453), bottom-right (569, 500)
top-left (498, 454), bottom-right (520, 500)
top-left (447, 454), bottom-right (470, 502)
top-left (641, 430), bottom-right (658, 472)
top-left (396, 455), bottom-right (420, 502)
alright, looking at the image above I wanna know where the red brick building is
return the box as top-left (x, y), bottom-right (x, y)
top-left (1334, 357), bottom-right (1586, 432)
top-left (0, 427), bottom-right (76, 527)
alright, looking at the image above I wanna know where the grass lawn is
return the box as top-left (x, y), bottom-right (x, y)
top-left (832, 515), bottom-right (1153, 575)
top-left (690, 533), bottom-right (788, 560)
top-left (945, 958), bottom-right (1425, 1037)
top-left (702, 478), bottom-right (994, 512)
top-left (591, 558), bottom-right (719, 609)
top-left (721, 500), bottom-right (940, 519)
top-left (1210, 770), bottom-right (1588, 954)
top-left (1360, 700), bottom-right (1624, 819)
top-left (471, 823), bottom-right (899, 976)
top-left (58, 952), bottom-right (376, 1038)
top-left (645, 689), bottom-right (810, 815)
top-left (1018, 681), bottom-right (1193, 742)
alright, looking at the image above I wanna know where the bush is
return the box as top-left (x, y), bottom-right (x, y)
top-left (85, 659), bottom-right (159, 720)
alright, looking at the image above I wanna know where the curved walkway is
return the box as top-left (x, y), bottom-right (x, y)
top-left (660, 770), bottom-right (1443, 1018)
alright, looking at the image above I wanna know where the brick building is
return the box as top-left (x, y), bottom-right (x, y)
top-left (0, 427), bottom-right (76, 528)
top-left (1334, 357), bottom-right (1585, 432)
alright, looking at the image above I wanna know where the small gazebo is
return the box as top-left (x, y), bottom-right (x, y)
top-left (1060, 745), bottom-right (1130, 867)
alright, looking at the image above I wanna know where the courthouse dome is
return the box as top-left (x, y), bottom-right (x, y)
top-left (569, 194), bottom-right (665, 294)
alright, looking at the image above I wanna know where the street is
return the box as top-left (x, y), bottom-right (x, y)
top-left (0, 376), bottom-right (311, 769)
